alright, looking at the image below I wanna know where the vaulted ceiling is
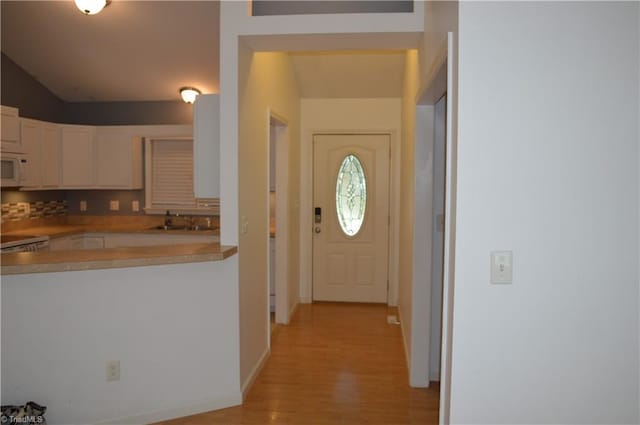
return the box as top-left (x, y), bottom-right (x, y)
top-left (1, 1), bottom-right (406, 102)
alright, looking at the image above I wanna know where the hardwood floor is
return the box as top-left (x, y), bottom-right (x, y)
top-left (157, 303), bottom-right (439, 424)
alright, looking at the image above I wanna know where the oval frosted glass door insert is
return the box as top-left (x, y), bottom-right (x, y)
top-left (335, 154), bottom-right (367, 236)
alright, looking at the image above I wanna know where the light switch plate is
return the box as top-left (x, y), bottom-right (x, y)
top-left (491, 251), bottom-right (513, 284)
top-left (132, 200), bottom-right (139, 212)
top-left (109, 200), bottom-right (119, 211)
top-left (80, 200), bottom-right (87, 212)
top-left (241, 216), bottom-right (249, 235)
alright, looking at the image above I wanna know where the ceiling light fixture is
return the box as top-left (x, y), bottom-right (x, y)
top-left (74, 0), bottom-right (110, 15)
top-left (180, 87), bottom-right (201, 104)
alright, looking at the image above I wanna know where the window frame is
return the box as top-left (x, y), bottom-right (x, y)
top-left (143, 136), bottom-right (218, 216)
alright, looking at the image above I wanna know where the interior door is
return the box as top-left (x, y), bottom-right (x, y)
top-left (312, 134), bottom-right (390, 303)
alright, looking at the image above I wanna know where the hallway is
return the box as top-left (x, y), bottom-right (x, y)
top-left (158, 303), bottom-right (439, 424)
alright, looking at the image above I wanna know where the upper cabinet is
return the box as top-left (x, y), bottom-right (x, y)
top-left (193, 94), bottom-right (219, 199)
top-left (20, 119), bottom-right (44, 187)
top-left (1, 106), bottom-right (22, 152)
top-left (60, 125), bottom-right (95, 188)
top-left (2, 105), bottom-right (175, 192)
top-left (41, 123), bottom-right (61, 188)
top-left (94, 129), bottom-right (142, 189)
top-left (20, 119), bottom-right (61, 190)
top-left (59, 125), bottom-right (144, 190)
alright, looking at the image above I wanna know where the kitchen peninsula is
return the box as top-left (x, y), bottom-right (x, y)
top-left (1, 215), bottom-right (241, 424)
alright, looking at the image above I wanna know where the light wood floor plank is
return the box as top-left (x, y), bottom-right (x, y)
top-left (156, 303), bottom-right (439, 424)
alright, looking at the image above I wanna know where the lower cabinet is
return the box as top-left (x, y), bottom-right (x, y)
top-left (49, 233), bottom-right (216, 251)
top-left (49, 235), bottom-right (104, 251)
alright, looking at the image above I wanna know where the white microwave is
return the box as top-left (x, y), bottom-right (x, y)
top-left (1, 152), bottom-right (27, 187)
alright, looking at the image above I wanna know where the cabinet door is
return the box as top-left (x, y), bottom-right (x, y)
top-left (1, 106), bottom-right (21, 152)
top-left (20, 119), bottom-right (42, 188)
top-left (193, 94), bottom-right (219, 198)
top-left (49, 236), bottom-right (75, 251)
top-left (94, 131), bottom-right (142, 188)
top-left (83, 236), bottom-right (105, 249)
top-left (61, 126), bottom-right (94, 187)
top-left (41, 124), bottom-right (61, 188)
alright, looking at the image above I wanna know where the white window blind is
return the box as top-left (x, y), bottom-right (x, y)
top-left (150, 139), bottom-right (195, 207)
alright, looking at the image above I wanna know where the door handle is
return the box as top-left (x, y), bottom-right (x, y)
top-left (314, 227), bottom-right (321, 234)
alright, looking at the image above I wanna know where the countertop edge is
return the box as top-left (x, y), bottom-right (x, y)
top-left (1, 245), bottom-right (238, 276)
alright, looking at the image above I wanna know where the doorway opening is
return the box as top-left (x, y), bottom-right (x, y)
top-left (268, 113), bottom-right (290, 328)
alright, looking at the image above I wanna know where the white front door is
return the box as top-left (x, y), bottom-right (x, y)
top-left (312, 134), bottom-right (390, 303)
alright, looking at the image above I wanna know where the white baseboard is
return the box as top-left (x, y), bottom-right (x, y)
top-left (95, 393), bottom-right (242, 425)
top-left (289, 300), bottom-right (299, 320)
top-left (398, 306), bottom-right (411, 375)
top-left (241, 346), bottom-right (270, 400)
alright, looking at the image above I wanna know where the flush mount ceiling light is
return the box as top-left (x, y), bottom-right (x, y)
top-left (180, 87), bottom-right (201, 104)
top-left (75, 0), bottom-right (111, 15)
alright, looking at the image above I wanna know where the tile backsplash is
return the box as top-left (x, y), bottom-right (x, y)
top-left (1, 200), bottom-right (68, 223)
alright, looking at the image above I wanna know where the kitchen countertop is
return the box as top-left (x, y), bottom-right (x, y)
top-left (1, 243), bottom-right (237, 275)
top-left (3, 224), bottom-right (220, 239)
top-left (1, 223), bottom-right (235, 275)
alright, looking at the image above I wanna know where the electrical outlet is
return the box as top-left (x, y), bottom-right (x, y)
top-left (109, 200), bottom-right (119, 211)
top-left (132, 200), bottom-right (139, 212)
top-left (106, 360), bottom-right (120, 382)
top-left (80, 200), bottom-right (87, 212)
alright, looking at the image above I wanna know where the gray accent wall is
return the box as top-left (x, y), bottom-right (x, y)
top-left (64, 101), bottom-right (192, 126)
top-left (252, 0), bottom-right (413, 16)
top-left (1, 52), bottom-right (192, 125)
top-left (66, 190), bottom-right (146, 215)
top-left (1, 53), bottom-right (65, 123)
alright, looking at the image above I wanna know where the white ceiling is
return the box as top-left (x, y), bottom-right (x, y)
top-left (1, 1), bottom-right (220, 102)
top-left (1, 1), bottom-right (406, 102)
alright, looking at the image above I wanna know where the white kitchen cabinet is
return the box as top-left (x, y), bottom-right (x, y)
top-left (49, 235), bottom-right (84, 251)
top-left (83, 236), bottom-right (105, 249)
top-left (193, 94), bottom-right (219, 198)
top-left (41, 123), bottom-right (61, 188)
top-left (20, 119), bottom-right (43, 188)
top-left (20, 120), bottom-right (61, 190)
top-left (1, 106), bottom-right (21, 152)
top-left (103, 233), bottom-right (216, 248)
top-left (94, 129), bottom-right (142, 189)
top-left (49, 233), bottom-right (216, 251)
top-left (60, 125), bottom-right (94, 188)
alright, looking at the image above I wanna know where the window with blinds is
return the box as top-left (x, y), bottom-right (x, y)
top-left (150, 139), bottom-right (195, 207)
top-left (144, 137), bottom-right (218, 214)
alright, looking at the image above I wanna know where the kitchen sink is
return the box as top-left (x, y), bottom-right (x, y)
top-left (150, 225), bottom-right (216, 231)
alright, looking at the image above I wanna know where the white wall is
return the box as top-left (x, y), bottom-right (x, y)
top-left (399, 49), bottom-right (420, 383)
top-left (237, 43), bottom-right (301, 391)
top-left (1, 258), bottom-right (241, 425)
top-left (430, 94), bottom-right (446, 381)
top-left (219, 1), bottom-right (425, 397)
top-left (299, 98), bottom-right (402, 304)
top-left (451, 2), bottom-right (639, 422)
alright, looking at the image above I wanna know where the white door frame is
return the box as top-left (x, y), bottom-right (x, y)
top-left (300, 129), bottom-right (400, 305)
top-left (414, 33), bottom-right (458, 425)
top-left (267, 110), bottom-right (290, 325)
